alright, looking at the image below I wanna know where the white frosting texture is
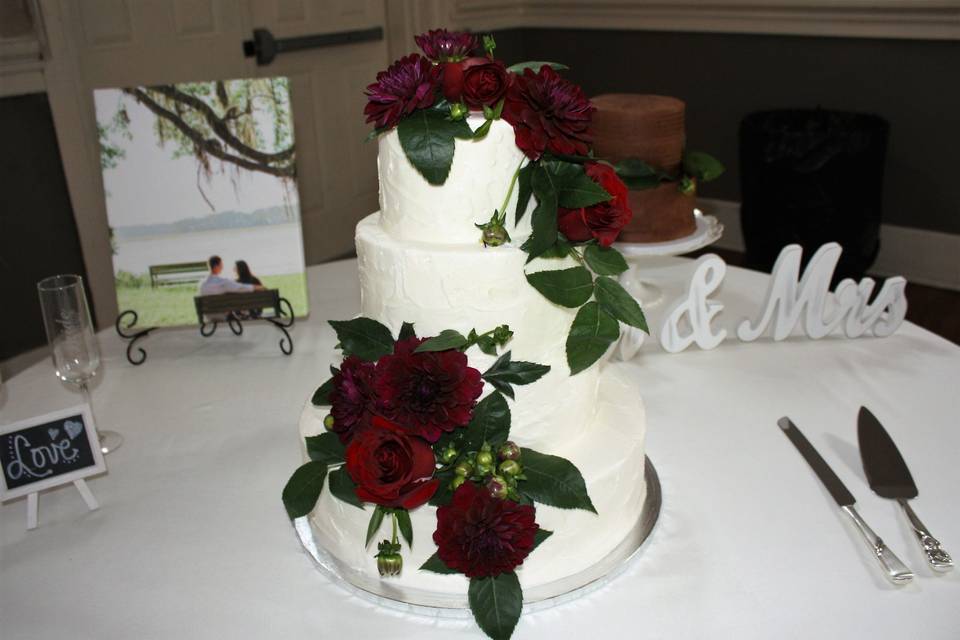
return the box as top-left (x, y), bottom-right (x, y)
top-left (356, 213), bottom-right (600, 450)
top-left (300, 363), bottom-right (646, 594)
top-left (378, 116), bottom-right (533, 246)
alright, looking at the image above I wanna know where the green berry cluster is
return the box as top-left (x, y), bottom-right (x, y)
top-left (442, 440), bottom-right (526, 500)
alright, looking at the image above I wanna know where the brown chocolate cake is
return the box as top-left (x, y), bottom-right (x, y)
top-left (592, 94), bottom-right (696, 243)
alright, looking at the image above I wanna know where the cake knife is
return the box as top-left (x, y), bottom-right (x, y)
top-left (777, 417), bottom-right (914, 584)
top-left (858, 406), bottom-right (953, 571)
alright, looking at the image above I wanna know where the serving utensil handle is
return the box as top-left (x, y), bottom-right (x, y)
top-left (841, 505), bottom-right (914, 584)
top-left (898, 499), bottom-right (953, 572)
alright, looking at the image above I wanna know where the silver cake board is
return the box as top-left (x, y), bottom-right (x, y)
top-left (291, 456), bottom-right (662, 619)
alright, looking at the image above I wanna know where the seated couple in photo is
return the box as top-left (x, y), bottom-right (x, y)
top-left (198, 255), bottom-right (264, 295)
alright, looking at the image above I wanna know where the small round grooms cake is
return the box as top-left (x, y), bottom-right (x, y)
top-left (284, 30), bottom-right (654, 640)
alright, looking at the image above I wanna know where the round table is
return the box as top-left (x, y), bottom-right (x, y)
top-left (2, 257), bottom-right (958, 639)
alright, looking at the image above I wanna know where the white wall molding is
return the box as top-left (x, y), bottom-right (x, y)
top-left (699, 197), bottom-right (960, 291)
top-left (451, 0), bottom-right (960, 41)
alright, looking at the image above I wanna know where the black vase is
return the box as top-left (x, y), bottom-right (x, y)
top-left (739, 109), bottom-right (889, 283)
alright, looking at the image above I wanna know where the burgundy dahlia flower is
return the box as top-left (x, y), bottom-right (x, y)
top-left (373, 337), bottom-right (483, 443)
top-left (502, 65), bottom-right (594, 160)
top-left (364, 54), bottom-right (440, 130)
top-left (328, 355), bottom-right (376, 443)
top-left (433, 481), bottom-right (539, 578)
top-left (414, 29), bottom-right (479, 62)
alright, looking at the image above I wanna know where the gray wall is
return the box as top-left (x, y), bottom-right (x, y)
top-left (492, 29), bottom-right (960, 234)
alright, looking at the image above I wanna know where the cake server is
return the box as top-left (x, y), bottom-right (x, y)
top-left (777, 417), bottom-right (914, 584)
top-left (858, 406), bottom-right (953, 572)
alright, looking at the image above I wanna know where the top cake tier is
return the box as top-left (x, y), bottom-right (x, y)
top-left (377, 115), bottom-right (533, 246)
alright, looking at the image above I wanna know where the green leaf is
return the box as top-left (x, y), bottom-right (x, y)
top-left (463, 392), bottom-right (511, 450)
top-left (583, 244), bottom-right (628, 276)
top-left (594, 276), bottom-right (648, 331)
top-left (506, 61), bottom-right (569, 73)
top-left (305, 432), bottom-right (345, 465)
top-left (428, 472), bottom-right (455, 506)
top-left (328, 317), bottom-right (394, 361)
top-left (514, 162), bottom-right (533, 225)
top-left (539, 235), bottom-right (573, 259)
top-left (311, 375), bottom-right (335, 406)
top-left (476, 334), bottom-right (499, 356)
top-left (482, 352), bottom-right (551, 401)
top-left (473, 119), bottom-right (493, 140)
top-left (328, 467), bottom-right (363, 509)
top-left (365, 506), bottom-right (386, 547)
top-left (420, 552), bottom-right (458, 574)
top-left (395, 509), bottom-right (413, 547)
top-left (542, 159), bottom-right (611, 208)
top-left (614, 157), bottom-right (663, 190)
top-left (282, 461), bottom-right (327, 519)
top-left (525, 267), bottom-right (594, 308)
top-left (469, 572), bottom-right (523, 640)
top-left (683, 150), bottom-right (725, 182)
top-left (565, 301), bottom-right (619, 375)
top-left (415, 329), bottom-right (468, 353)
top-left (520, 448), bottom-right (596, 513)
top-left (397, 109), bottom-right (469, 185)
top-left (532, 528), bottom-right (553, 552)
top-left (521, 163), bottom-right (559, 260)
top-left (398, 321), bottom-right (417, 341)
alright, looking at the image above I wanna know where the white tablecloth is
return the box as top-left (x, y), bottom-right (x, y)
top-left (2, 257), bottom-right (958, 640)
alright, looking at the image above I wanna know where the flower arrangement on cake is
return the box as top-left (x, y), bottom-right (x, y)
top-left (284, 318), bottom-right (596, 639)
top-left (364, 29), bottom-right (649, 375)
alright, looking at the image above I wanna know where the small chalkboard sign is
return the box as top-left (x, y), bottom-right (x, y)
top-left (1, 405), bottom-right (106, 504)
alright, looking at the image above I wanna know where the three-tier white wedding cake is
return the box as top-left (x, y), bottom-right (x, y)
top-left (298, 115), bottom-right (647, 594)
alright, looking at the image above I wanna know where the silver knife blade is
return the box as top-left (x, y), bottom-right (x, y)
top-left (857, 407), bottom-right (918, 500)
top-left (778, 417), bottom-right (855, 506)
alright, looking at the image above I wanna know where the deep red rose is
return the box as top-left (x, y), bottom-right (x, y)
top-left (344, 416), bottom-right (439, 510)
top-left (364, 54), bottom-right (440, 130)
top-left (557, 162), bottom-right (633, 246)
top-left (433, 482), bottom-right (539, 578)
top-left (414, 29), bottom-right (479, 62)
top-left (373, 336), bottom-right (483, 443)
top-left (501, 65), bottom-right (594, 160)
top-left (328, 356), bottom-right (376, 443)
top-left (442, 57), bottom-right (509, 108)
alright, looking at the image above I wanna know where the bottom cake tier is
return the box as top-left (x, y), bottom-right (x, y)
top-left (297, 362), bottom-right (647, 600)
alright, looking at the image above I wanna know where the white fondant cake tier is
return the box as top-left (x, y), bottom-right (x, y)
top-left (356, 212), bottom-right (602, 450)
top-left (300, 362), bottom-right (646, 594)
top-left (378, 116), bottom-right (533, 246)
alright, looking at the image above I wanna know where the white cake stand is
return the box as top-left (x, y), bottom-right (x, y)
top-left (614, 209), bottom-right (724, 308)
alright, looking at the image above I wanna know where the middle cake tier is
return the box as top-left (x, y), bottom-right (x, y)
top-left (356, 212), bottom-right (602, 451)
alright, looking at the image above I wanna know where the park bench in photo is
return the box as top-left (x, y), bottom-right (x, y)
top-left (193, 288), bottom-right (295, 355)
top-left (149, 261), bottom-right (208, 288)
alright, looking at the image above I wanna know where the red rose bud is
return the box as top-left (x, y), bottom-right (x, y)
top-left (497, 441), bottom-right (521, 461)
top-left (481, 223), bottom-right (509, 247)
top-left (433, 481), bottom-right (539, 578)
top-left (441, 61), bottom-right (465, 102)
top-left (486, 475), bottom-right (509, 499)
top-left (375, 540), bottom-right (403, 577)
top-left (344, 416), bottom-right (440, 510)
top-left (373, 336), bottom-right (483, 442)
top-left (460, 57), bottom-right (509, 109)
top-left (557, 162), bottom-right (633, 247)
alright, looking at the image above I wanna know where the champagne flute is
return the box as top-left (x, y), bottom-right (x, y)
top-left (37, 274), bottom-right (122, 454)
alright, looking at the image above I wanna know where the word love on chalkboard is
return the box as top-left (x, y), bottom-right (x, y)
top-left (1, 405), bottom-right (106, 503)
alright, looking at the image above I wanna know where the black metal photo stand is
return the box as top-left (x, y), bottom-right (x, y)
top-left (115, 290), bottom-right (295, 365)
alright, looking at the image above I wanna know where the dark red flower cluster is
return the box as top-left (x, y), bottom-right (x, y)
top-left (442, 57), bottom-right (510, 109)
top-left (414, 29), bottom-right (479, 62)
top-left (558, 162), bottom-right (633, 246)
top-left (502, 65), bottom-right (594, 160)
top-left (329, 337), bottom-right (484, 445)
top-left (374, 337), bottom-right (484, 443)
top-left (433, 481), bottom-right (539, 578)
top-left (363, 54), bottom-right (440, 130)
top-left (345, 416), bottom-right (439, 510)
